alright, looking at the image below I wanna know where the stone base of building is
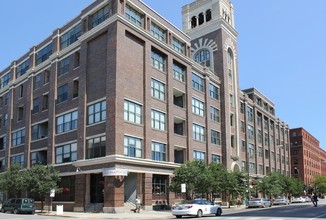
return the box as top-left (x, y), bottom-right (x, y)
top-left (73, 207), bottom-right (84, 212)
top-left (103, 206), bottom-right (125, 213)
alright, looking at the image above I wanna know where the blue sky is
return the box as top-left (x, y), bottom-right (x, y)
top-left (1, 0), bottom-right (325, 149)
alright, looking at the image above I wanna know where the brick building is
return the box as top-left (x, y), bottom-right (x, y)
top-left (0, 0), bottom-right (290, 212)
top-left (290, 128), bottom-right (326, 191)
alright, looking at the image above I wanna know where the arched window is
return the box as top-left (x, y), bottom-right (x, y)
top-left (206, 9), bottom-right (212, 22)
top-left (191, 16), bottom-right (197, 28)
top-left (194, 49), bottom-right (211, 68)
top-left (198, 13), bottom-right (204, 25)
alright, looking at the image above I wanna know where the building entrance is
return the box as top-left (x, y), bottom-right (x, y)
top-left (90, 174), bottom-right (104, 203)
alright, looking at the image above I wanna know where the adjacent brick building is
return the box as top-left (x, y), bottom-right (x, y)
top-left (0, 0), bottom-right (290, 212)
top-left (290, 128), bottom-right (326, 192)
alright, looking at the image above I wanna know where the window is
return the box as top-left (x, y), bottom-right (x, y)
top-left (31, 151), bottom-right (47, 165)
top-left (55, 143), bottom-right (77, 164)
top-left (12, 129), bottom-right (25, 147)
top-left (151, 110), bottom-right (166, 131)
top-left (17, 107), bottom-right (24, 121)
top-left (194, 49), bottom-right (210, 67)
top-left (58, 57), bottom-right (70, 76)
top-left (60, 23), bottom-right (82, 49)
top-left (88, 100), bottom-right (106, 125)
top-left (193, 124), bottom-right (205, 141)
top-left (124, 100), bottom-right (142, 124)
top-left (172, 37), bottom-right (184, 54)
top-left (151, 79), bottom-right (165, 101)
top-left (0, 136), bottom-right (7, 150)
top-left (211, 130), bottom-right (221, 145)
top-left (192, 73), bottom-right (204, 92)
top-left (56, 111), bottom-right (78, 134)
top-left (192, 98), bottom-right (204, 116)
top-left (0, 159), bottom-right (5, 172)
top-left (19, 85), bottom-right (23, 98)
top-left (32, 97), bottom-right (40, 114)
top-left (257, 130), bottom-right (262, 144)
top-left (209, 83), bottom-right (219, 100)
top-left (0, 72), bottom-right (11, 88)
top-left (54, 176), bottom-right (75, 201)
top-left (3, 113), bottom-right (8, 127)
top-left (249, 162), bottom-right (255, 174)
top-left (247, 106), bottom-right (253, 122)
top-left (36, 43), bottom-right (52, 65)
top-left (151, 50), bottom-right (166, 71)
top-left (57, 84), bottom-right (68, 103)
top-left (210, 106), bottom-right (220, 122)
top-left (212, 154), bottom-right (220, 163)
top-left (124, 136), bottom-right (142, 158)
top-left (173, 63), bottom-right (185, 82)
top-left (241, 140), bottom-right (246, 152)
top-left (292, 131), bottom-right (297, 137)
top-left (241, 161), bottom-right (246, 172)
top-left (249, 143), bottom-right (255, 159)
top-left (16, 59), bottom-right (30, 78)
top-left (34, 74), bottom-right (41, 90)
top-left (44, 70), bottom-right (50, 84)
top-left (193, 150), bottom-right (205, 160)
top-left (152, 175), bottom-right (167, 195)
top-left (73, 80), bottom-right (79, 98)
top-left (86, 136), bottom-right (106, 159)
top-left (90, 5), bottom-right (109, 29)
top-left (42, 94), bottom-right (49, 110)
top-left (125, 5), bottom-right (142, 27)
top-left (152, 142), bottom-right (166, 161)
top-left (248, 125), bottom-right (254, 140)
top-left (151, 22), bottom-right (165, 41)
top-left (258, 147), bottom-right (263, 157)
top-left (241, 121), bottom-right (245, 132)
top-left (31, 122), bottom-right (48, 140)
top-left (11, 154), bottom-right (24, 168)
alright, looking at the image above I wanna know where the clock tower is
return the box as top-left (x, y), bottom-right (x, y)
top-left (182, 0), bottom-right (241, 170)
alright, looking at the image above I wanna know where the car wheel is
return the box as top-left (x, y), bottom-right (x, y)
top-left (215, 208), bottom-right (222, 216)
top-left (196, 210), bottom-right (203, 218)
top-left (262, 204), bottom-right (266, 208)
top-left (31, 210), bottom-right (35, 214)
top-left (176, 215), bottom-right (182, 218)
top-left (13, 209), bottom-right (18, 214)
top-left (1, 208), bottom-right (4, 213)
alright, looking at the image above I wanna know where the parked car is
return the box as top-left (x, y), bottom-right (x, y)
top-left (292, 196), bottom-right (305, 203)
top-left (247, 198), bottom-right (272, 208)
top-left (303, 195), bottom-right (311, 202)
top-left (273, 196), bottom-right (290, 205)
top-left (0, 198), bottom-right (35, 214)
top-left (171, 198), bottom-right (222, 218)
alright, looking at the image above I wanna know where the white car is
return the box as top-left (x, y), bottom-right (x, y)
top-left (171, 199), bottom-right (222, 218)
top-left (292, 196), bottom-right (305, 203)
top-left (273, 196), bottom-right (290, 205)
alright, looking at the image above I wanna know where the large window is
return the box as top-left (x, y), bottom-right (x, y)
top-left (57, 84), bottom-right (68, 103)
top-left (31, 122), bottom-right (48, 140)
top-left (249, 143), bottom-right (255, 159)
top-left (0, 136), bottom-right (7, 150)
top-left (151, 22), bottom-right (165, 42)
top-left (86, 136), bottom-right (106, 159)
top-left (125, 5), bottom-right (142, 27)
top-left (152, 175), bottom-right (167, 195)
top-left (152, 142), bottom-right (166, 161)
top-left (193, 150), bottom-right (205, 160)
top-left (173, 63), bottom-right (185, 82)
top-left (193, 124), bottom-right (205, 141)
top-left (151, 50), bottom-right (166, 72)
top-left (192, 73), bottom-right (204, 92)
top-left (172, 37), bottom-right (184, 54)
top-left (54, 176), bottom-right (75, 201)
top-left (0, 72), bottom-right (11, 88)
top-left (209, 83), bottom-right (219, 100)
top-left (60, 23), bottom-right (82, 49)
top-left (12, 129), bottom-right (25, 147)
top-left (58, 57), bottom-right (70, 76)
top-left (248, 125), bottom-right (254, 140)
top-left (88, 100), bottom-right (106, 125)
top-left (211, 130), bottom-right (221, 145)
top-left (210, 106), bottom-right (220, 122)
top-left (16, 59), bottom-right (30, 78)
top-left (151, 110), bottom-right (166, 131)
top-left (212, 154), bottom-right (221, 163)
top-left (90, 5), bottom-right (109, 29)
top-left (124, 100), bottom-right (142, 124)
top-left (124, 136), bottom-right (142, 158)
top-left (194, 49), bottom-right (210, 67)
top-left (247, 106), bottom-right (253, 122)
top-left (55, 143), bottom-right (77, 164)
top-left (192, 98), bottom-right (204, 116)
top-left (56, 111), bottom-right (78, 134)
top-left (151, 79), bottom-right (165, 101)
top-left (11, 154), bottom-right (24, 168)
top-left (36, 43), bottom-right (52, 65)
top-left (34, 74), bottom-right (41, 90)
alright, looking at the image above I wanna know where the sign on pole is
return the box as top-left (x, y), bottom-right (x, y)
top-left (50, 189), bottom-right (55, 198)
top-left (181, 183), bottom-right (186, 193)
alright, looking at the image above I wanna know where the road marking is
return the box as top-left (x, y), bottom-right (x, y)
top-left (308, 213), bottom-right (326, 220)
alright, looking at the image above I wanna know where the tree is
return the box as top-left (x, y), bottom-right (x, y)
top-left (25, 164), bottom-right (61, 212)
top-left (0, 163), bottom-right (27, 198)
top-left (314, 176), bottom-right (326, 194)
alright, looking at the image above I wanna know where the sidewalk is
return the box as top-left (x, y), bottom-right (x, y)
top-left (38, 205), bottom-right (246, 219)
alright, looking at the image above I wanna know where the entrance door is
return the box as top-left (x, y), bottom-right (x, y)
top-left (90, 174), bottom-right (104, 203)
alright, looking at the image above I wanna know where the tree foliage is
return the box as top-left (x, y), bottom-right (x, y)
top-left (0, 163), bottom-right (27, 197)
top-left (314, 175), bottom-right (326, 194)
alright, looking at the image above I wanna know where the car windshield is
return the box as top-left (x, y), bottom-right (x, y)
top-left (276, 196), bottom-right (284, 199)
top-left (251, 198), bottom-right (262, 201)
